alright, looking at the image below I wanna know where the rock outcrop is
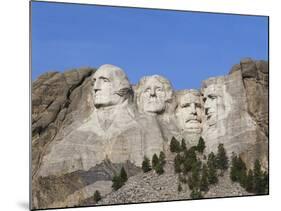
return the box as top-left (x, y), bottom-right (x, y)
top-left (202, 58), bottom-right (268, 170)
top-left (31, 59), bottom-right (268, 209)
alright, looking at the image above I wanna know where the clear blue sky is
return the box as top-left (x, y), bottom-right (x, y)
top-left (31, 1), bottom-right (268, 90)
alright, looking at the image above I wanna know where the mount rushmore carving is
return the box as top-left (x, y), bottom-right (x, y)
top-left (31, 58), bottom-right (268, 209)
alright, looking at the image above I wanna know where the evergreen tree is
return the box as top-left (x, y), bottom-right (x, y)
top-left (170, 137), bottom-right (181, 153)
top-left (245, 169), bottom-right (254, 193)
top-left (207, 152), bottom-right (217, 168)
top-left (155, 162), bottom-right (164, 175)
top-left (190, 188), bottom-right (202, 199)
top-left (112, 167), bottom-right (128, 191)
top-left (236, 157), bottom-right (247, 187)
top-left (178, 183), bottom-right (183, 192)
top-left (93, 190), bottom-right (102, 203)
top-left (187, 161), bottom-right (202, 189)
top-left (120, 166), bottom-right (128, 183)
top-left (181, 139), bottom-right (187, 152)
top-left (230, 153), bottom-right (238, 182)
top-left (174, 153), bottom-right (182, 173)
top-left (112, 175), bottom-right (123, 191)
top-left (142, 156), bottom-right (152, 173)
top-left (207, 152), bottom-right (218, 184)
top-left (230, 153), bottom-right (247, 187)
top-left (200, 164), bottom-right (209, 192)
top-left (262, 171), bottom-right (269, 194)
top-left (159, 151), bottom-right (166, 166)
top-left (253, 160), bottom-right (265, 194)
top-left (196, 137), bottom-right (206, 153)
top-left (216, 144), bottom-right (229, 172)
top-left (152, 153), bottom-right (159, 170)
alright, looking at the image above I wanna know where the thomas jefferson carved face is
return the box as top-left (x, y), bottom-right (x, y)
top-left (176, 90), bottom-right (202, 133)
top-left (136, 75), bottom-right (173, 115)
top-left (92, 64), bottom-right (130, 108)
top-left (202, 84), bottom-right (221, 127)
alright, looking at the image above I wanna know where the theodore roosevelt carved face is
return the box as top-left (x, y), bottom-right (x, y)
top-left (136, 75), bottom-right (173, 115)
top-left (175, 90), bottom-right (202, 133)
top-left (92, 64), bottom-right (131, 108)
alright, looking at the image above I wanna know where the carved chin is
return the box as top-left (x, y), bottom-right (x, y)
top-left (143, 103), bottom-right (165, 114)
top-left (184, 127), bottom-right (202, 133)
top-left (184, 122), bottom-right (202, 133)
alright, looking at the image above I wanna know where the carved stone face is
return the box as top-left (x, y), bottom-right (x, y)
top-left (176, 91), bottom-right (202, 133)
top-left (202, 84), bottom-right (221, 127)
top-left (92, 64), bottom-right (130, 108)
top-left (141, 77), bottom-right (166, 114)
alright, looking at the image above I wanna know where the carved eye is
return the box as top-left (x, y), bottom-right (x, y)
top-left (209, 95), bottom-right (217, 100)
top-left (145, 88), bottom-right (151, 93)
top-left (182, 103), bottom-right (190, 108)
top-left (203, 97), bottom-right (207, 103)
top-left (156, 87), bottom-right (163, 92)
top-left (102, 78), bottom-right (110, 82)
top-left (91, 78), bottom-right (96, 86)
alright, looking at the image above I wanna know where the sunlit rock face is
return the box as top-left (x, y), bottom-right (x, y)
top-left (175, 89), bottom-right (203, 146)
top-left (32, 59), bottom-right (268, 209)
top-left (37, 64), bottom-right (144, 178)
top-left (201, 59), bottom-right (268, 169)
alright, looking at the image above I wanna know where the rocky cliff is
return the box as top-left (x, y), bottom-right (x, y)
top-left (31, 59), bottom-right (268, 209)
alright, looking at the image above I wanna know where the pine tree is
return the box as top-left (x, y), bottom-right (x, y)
top-left (245, 169), bottom-right (254, 193)
top-left (159, 151), bottom-right (166, 166)
top-left (112, 175), bottom-right (122, 191)
top-left (190, 188), bottom-right (202, 199)
top-left (181, 139), bottom-right (187, 152)
top-left (216, 143), bottom-right (229, 173)
top-left (236, 157), bottom-right (247, 187)
top-left (253, 159), bottom-right (265, 194)
top-left (93, 190), bottom-right (102, 203)
top-left (182, 147), bottom-right (197, 174)
top-left (262, 171), bottom-right (269, 194)
top-left (187, 161), bottom-right (201, 190)
top-left (207, 152), bottom-right (218, 184)
top-left (178, 183), bottom-right (183, 192)
top-left (142, 156), bottom-right (152, 173)
top-left (196, 137), bottom-right (206, 153)
top-left (230, 153), bottom-right (238, 182)
top-left (120, 166), bottom-right (128, 183)
top-left (155, 162), bottom-right (164, 175)
top-left (200, 164), bottom-right (209, 192)
top-left (230, 153), bottom-right (247, 187)
top-left (152, 153), bottom-right (159, 169)
top-left (170, 137), bottom-right (181, 153)
top-left (174, 153), bottom-right (182, 173)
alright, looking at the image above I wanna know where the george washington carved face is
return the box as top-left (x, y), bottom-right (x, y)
top-left (92, 64), bottom-right (131, 108)
top-left (175, 90), bottom-right (202, 133)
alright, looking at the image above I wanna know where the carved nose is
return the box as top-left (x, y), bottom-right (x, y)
top-left (93, 80), bottom-right (101, 91)
top-left (150, 89), bottom-right (156, 97)
top-left (190, 104), bottom-right (196, 114)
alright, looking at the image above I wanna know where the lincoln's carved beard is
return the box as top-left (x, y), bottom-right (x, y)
top-left (176, 93), bottom-right (202, 133)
